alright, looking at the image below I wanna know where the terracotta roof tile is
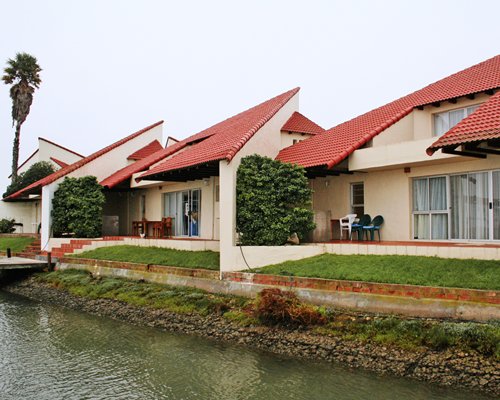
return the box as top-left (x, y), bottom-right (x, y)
top-left (101, 141), bottom-right (186, 188)
top-left (281, 112), bottom-right (324, 135)
top-left (277, 55), bottom-right (500, 168)
top-left (5, 121), bottom-right (163, 200)
top-left (427, 91), bottom-right (500, 154)
top-left (127, 140), bottom-right (163, 160)
top-left (139, 88), bottom-right (299, 180)
top-left (50, 157), bottom-right (69, 168)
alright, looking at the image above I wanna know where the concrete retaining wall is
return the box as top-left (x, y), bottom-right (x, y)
top-left (57, 258), bottom-right (500, 322)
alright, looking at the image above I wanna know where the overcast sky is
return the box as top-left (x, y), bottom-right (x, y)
top-left (1, 0), bottom-right (499, 190)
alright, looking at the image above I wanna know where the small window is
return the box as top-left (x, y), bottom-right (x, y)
top-left (433, 105), bottom-right (479, 137)
top-left (350, 183), bottom-right (364, 217)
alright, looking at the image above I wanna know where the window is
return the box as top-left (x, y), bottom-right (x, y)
top-left (433, 105), bottom-right (479, 137)
top-left (412, 177), bottom-right (448, 240)
top-left (350, 183), bottom-right (364, 217)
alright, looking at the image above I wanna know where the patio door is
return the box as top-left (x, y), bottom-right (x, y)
top-left (164, 189), bottom-right (201, 237)
top-left (450, 172), bottom-right (489, 240)
top-left (449, 170), bottom-right (500, 241)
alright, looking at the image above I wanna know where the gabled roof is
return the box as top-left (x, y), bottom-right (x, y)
top-left (139, 88), bottom-right (300, 181)
top-left (5, 121), bottom-right (163, 200)
top-left (50, 157), bottom-right (69, 168)
top-left (9, 138), bottom-right (84, 179)
top-left (277, 55), bottom-right (500, 169)
top-left (39, 137), bottom-right (84, 158)
top-left (101, 141), bottom-right (185, 189)
top-left (427, 90), bottom-right (500, 155)
top-left (127, 140), bottom-right (163, 160)
top-left (281, 111), bottom-right (324, 135)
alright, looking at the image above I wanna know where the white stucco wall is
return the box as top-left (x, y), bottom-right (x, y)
top-left (313, 157), bottom-right (500, 242)
top-left (0, 200), bottom-right (41, 233)
top-left (280, 131), bottom-right (313, 149)
top-left (39, 123), bottom-right (163, 244)
top-left (220, 92), bottom-right (299, 272)
top-left (18, 138), bottom-right (83, 175)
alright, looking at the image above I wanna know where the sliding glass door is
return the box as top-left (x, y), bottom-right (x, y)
top-left (413, 170), bottom-right (499, 241)
top-left (493, 171), bottom-right (500, 240)
top-left (450, 172), bottom-right (489, 240)
top-left (164, 189), bottom-right (201, 237)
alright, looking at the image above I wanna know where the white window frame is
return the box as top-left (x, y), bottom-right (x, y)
top-left (412, 170), bottom-right (500, 242)
top-left (433, 104), bottom-right (480, 137)
top-left (350, 182), bottom-right (364, 217)
top-left (412, 175), bottom-right (449, 240)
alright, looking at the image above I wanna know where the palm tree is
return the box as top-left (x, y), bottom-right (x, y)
top-left (2, 53), bottom-right (42, 182)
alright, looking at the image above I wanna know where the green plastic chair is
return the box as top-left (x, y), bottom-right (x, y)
top-left (363, 215), bottom-right (384, 241)
top-left (350, 214), bottom-right (371, 241)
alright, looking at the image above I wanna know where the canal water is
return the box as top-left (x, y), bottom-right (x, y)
top-left (0, 291), bottom-right (493, 400)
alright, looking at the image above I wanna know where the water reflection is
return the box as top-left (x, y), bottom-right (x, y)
top-left (0, 291), bottom-right (493, 400)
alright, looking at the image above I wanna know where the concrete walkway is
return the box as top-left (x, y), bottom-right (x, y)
top-left (0, 256), bottom-right (47, 270)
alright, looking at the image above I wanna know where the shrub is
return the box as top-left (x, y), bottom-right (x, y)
top-left (51, 176), bottom-right (105, 238)
top-left (3, 161), bottom-right (55, 198)
top-left (255, 288), bottom-right (325, 327)
top-left (236, 155), bottom-right (315, 246)
top-left (0, 218), bottom-right (16, 233)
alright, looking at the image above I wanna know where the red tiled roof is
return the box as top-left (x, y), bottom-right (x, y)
top-left (101, 141), bottom-right (185, 188)
top-left (427, 90), bottom-right (500, 155)
top-left (50, 157), bottom-right (69, 168)
top-left (139, 88), bottom-right (299, 181)
top-left (277, 55), bottom-right (500, 168)
top-left (5, 121), bottom-right (164, 200)
top-left (127, 140), bottom-right (163, 160)
top-left (281, 112), bottom-right (324, 135)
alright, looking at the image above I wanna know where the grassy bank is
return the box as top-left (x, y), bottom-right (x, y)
top-left (256, 254), bottom-right (500, 290)
top-left (0, 237), bottom-right (34, 253)
top-left (70, 245), bottom-right (220, 270)
top-left (36, 270), bottom-right (500, 358)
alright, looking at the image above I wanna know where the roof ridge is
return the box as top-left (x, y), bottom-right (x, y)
top-left (39, 137), bottom-right (85, 158)
top-left (139, 87), bottom-right (300, 180)
top-left (5, 120), bottom-right (164, 200)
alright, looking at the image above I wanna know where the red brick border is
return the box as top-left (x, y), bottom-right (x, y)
top-left (58, 257), bottom-right (219, 280)
top-left (57, 257), bottom-right (499, 305)
top-left (222, 272), bottom-right (500, 305)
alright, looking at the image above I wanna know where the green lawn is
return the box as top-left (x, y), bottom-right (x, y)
top-left (0, 237), bottom-right (34, 253)
top-left (255, 254), bottom-right (500, 290)
top-left (71, 245), bottom-right (220, 270)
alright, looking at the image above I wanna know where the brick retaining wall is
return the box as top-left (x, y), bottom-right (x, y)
top-left (222, 272), bottom-right (499, 305)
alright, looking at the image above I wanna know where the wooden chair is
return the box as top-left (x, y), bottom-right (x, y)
top-left (162, 217), bottom-right (173, 238)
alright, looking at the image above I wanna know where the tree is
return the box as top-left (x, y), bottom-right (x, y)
top-left (236, 155), bottom-right (315, 246)
top-left (3, 161), bottom-right (55, 198)
top-left (51, 176), bottom-right (105, 238)
top-left (2, 53), bottom-right (42, 183)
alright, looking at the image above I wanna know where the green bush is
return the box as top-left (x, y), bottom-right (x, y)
top-left (3, 161), bottom-right (55, 198)
top-left (51, 176), bottom-right (105, 238)
top-left (236, 155), bottom-right (315, 245)
top-left (0, 218), bottom-right (16, 233)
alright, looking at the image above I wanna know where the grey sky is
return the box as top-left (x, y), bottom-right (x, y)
top-left (1, 0), bottom-right (499, 190)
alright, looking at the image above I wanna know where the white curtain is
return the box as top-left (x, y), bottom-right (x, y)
top-left (434, 114), bottom-right (448, 137)
top-left (450, 175), bottom-right (468, 239)
top-left (414, 214), bottom-right (429, 240)
top-left (468, 172), bottom-right (489, 240)
top-left (449, 109), bottom-right (464, 129)
top-left (413, 179), bottom-right (428, 211)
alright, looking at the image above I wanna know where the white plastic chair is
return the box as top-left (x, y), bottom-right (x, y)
top-left (339, 214), bottom-right (357, 240)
